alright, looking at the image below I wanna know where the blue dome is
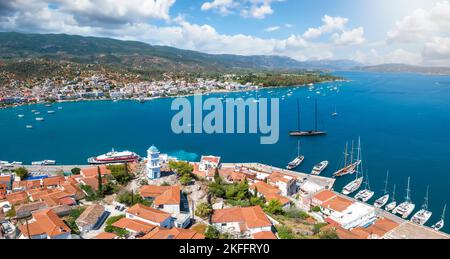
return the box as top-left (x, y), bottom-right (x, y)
top-left (148, 145), bottom-right (159, 153)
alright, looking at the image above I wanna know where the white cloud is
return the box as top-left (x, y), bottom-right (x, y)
top-left (384, 48), bottom-right (422, 65)
top-left (423, 37), bottom-right (450, 65)
top-left (387, 1), bottom-right (450, 43)
top-left (303, 15), bottom-right (348, 39)
top-left (264, 26), bottom-right (280, 32)
top-left (201, 0), bottom-right (281, 19)
top-left (332, 27), bottom-right (365, 46)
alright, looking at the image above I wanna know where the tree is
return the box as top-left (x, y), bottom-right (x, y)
top-left (264, 200), bottom-right (284, 215)
top-left (205, 226), bottom-right (220, 239)
top-left (276, 225), bottom-right (295, 239)
top-left (195, 203), bottom-right (212, 219)
top-left (213, 168), bottom-right (222, 184)
top-left (15, 167), bottom-right (29, 180)
top-left (319, 230), bottom-right (339, 239)
top-left (117, 191), bottom-right (151, 207)
top-left (311, 206), bottom-right (321, 213)
top-left (97, 167), bottom-right (103, 197)
top-left (71, 168), bottom-right (81, 175)
top-left (169, 161), bottom-right (193, 176)
top-left (108, 165), bottom-right (133, 185)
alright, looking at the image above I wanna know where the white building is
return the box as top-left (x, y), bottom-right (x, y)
top-left (147, 145), bottom-right (161, 180)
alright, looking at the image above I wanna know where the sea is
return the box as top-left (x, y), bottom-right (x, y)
top-left (1, 71), bottom-right (449, 233)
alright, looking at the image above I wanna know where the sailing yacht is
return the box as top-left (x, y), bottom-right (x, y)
top-left (342, 138), bottom-right (364, 195)
top-left (334, 141), bottom-right (361, 177)
top-left (289, 98), bottom-right (326, 137)
top-left (393, 177), bottom-right (416, 219)
top-left (287, 141), bottom-right (304, 170)
top-left (311, 161), bottom-right (329, 175)
top-left (411, 186), bottom-right (433, 226)
top-left (332, 106), bottom-right (338, 117)
top-left (431, 204), bottom-right (446, 231)
top-left (385, 184), bottom-right (397, 212)
top-left (374, 171), bottom-right (390, 208)
top-left (355, 171), bottom-right (375, 202)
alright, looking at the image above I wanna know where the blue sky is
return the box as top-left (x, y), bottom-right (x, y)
top-left (0, 0), bottom-right (448, 66)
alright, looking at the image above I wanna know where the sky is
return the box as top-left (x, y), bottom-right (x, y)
top-left (0, 0), bottom-right (449, 66)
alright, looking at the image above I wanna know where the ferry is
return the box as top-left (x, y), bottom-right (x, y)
top-left (311, 161), bottom-right (328, 175)
top-left (88, 149), bottom-right (141, 164)
top-left (411, 186), bottom-right (432, 225)
top-left (374, 171), bottom-right (390, 208)
top-left (393, 177), bottom-right (415, 219)
top-left (432, 204), bottom-right (446, 231)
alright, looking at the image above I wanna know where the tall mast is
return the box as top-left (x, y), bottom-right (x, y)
top-left (350, 140), bottom-right (355, 163)
top-left (355, 137), bottom-right (362, 179)
top-left (344, 142), bottom-right (349, 166)
top-left (442, 204), bottom-right (447, 220)
top-left (297, 99), bottom-right (301, 131)
top-left (365, 170), bottom-right (371, 190)
top-left (392, 184), bottom-right (396, 203)
top-left (384, 171), bottom-right (389, 195)
top-left (405, 177), bottom-right (411, 202)
top-left (314, 97), bottom-right (318, 132)
top-left (423, 185), bottom-right (429, 210)
top-left (297, 140), bottom-right (301, 157)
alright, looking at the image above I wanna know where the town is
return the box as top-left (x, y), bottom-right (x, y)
top-left (0, 146), bottom-right (448, 240)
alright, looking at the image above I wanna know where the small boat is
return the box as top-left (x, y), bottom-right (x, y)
top-left (354, 171), bottom-right (374, 202)
top-left (374, 171), bottom-right (390, 208)
top-left (31, 110), bottom-right (37, 113)
top-left (311, 161), bottom-right (329, 175)
top-left (34, 112), bottom-right (41, 115)
top-left (12, 161), bottom-right (23, 166)
top-left (385, 184), bottom-right (397, 212)
top-left (43, 160), bottom-right (56, 165)
top-left (411, 186), bottom-right (432, 226)
top-left (332, 106), bottom-right (338, 117)
top-left (47, 110), bottom-right (55, 114)
top-left (18, 114), bottom-right (25, 118)
top-left (45, 104), bottom-right (52, 107)
top-left (289, 98), bottom-right (326, 137)
top-left (432, 204), bottom-right (446, 231)
top-left (32, 161), bottom-right (44, 166)
top-left (26, 125), bottom-right (33, 129)
top-left (36, 117), bottom-right (45, 121)
top-left (393, 177), bottom-right (416, 219)
top-left (57, 107), bottom-right (63, 110)
top-left (287, 141), bottom-right (304, 170)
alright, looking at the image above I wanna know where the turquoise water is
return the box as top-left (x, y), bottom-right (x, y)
top-left (1, 71), bottom-right (450, 233)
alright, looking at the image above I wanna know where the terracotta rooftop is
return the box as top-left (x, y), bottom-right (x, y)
top-left (126, 204), bottom-right (171, 224)
top-left (142, 227), bottom-right (205, 239)
top-left (313, 190), bottom-right (337, 203)
top-left (112, 217), bottom-right (156, 233)
top-left (80, 165), bottom-right (111, 178)
top-left (252, 231), bottom-right (277, 239)
top-left (321, 196), bottom-right (354, 212)
top-left (18, 209), bottom-right (70, 238)
top-left (75, 204), bottom-right (105, 228)
top-left (94, 232), bottom-right (118, 239)
top-left (212, 206), bottom-right (272, 229)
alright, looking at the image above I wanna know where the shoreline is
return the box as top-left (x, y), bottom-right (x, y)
top-left (0, 79), bottom-right (347, 110)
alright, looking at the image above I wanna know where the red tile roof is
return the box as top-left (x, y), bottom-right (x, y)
top-left (80, 165), bottom-right (111, 178)
top-left (126, 204), bottom-right (171, 224)
top-left (212, 206), bottom-right (272, 230)
top-left (94, 232), bottom-right (118, 239)
top-left (18, 209), bottom-right (70, 238)
top-left (142, 227), bottom-right (205, 239)
top-left (112, 218), bottom-right (156, 233)
top-left (252, 231), bottom-right (277, 239)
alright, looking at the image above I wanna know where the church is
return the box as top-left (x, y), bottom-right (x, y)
top-left (146, 145), bottom-right (161, 180)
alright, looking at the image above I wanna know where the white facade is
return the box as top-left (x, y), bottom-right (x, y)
top-left (146, 145), bottom-right (161, 180)
top-left (328, 202), bottom-right (377, 230)
top-left (126, 212), bottom-right (172, 228)
top-left (158, 204), bottom-right (180, 215)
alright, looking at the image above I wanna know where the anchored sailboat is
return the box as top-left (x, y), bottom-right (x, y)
top-left (289, 97), bottom-right (326, 137)
top-left (355, 171), bottom-right (375, 202)
top-left (385, 184), bottom-right (397, 212)
top-left (432, 204), bottom-right (446, 231)
top-left (287, 140), bottom-right (304, 170)
top-left (393, 177), bottom-right (416, 219)
top-left (374, 171), bottom-right (390, 208)
top-left (334, 140), bottom-right (361, 177)
top-left (342, 137), bottom-right (364, 195)
top-left (332, 105), bottom-right (338, 117)
top-left (411, 185), bottom-right (433, 225)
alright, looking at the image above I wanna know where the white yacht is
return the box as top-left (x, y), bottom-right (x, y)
top-left (385, 184), bottom-right (397, 212)
top-left (393, 177), bottom-right (416, 219)
top-left (431, 204), bottom-right (446, 231)
top-left (311, 161), bottom-right (329, 175)
top-left (36, 117), bottom-right (45, 121)
top-left (355, 171), bottom-right (374, 202)
top-left (26, 125), bottom-right (33, 129)
top-left (411, 186), bottom-right (432, 226)
top-left (18, 114), bottom-right (25, 118)
top-left (287, 141), bottom-right (304, 170)
top-left (374, 171), bottom-right (390, 208)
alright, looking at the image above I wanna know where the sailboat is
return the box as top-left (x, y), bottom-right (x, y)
top-left (342, 138), bottom-right (364, 195)
top-left (332, 105), bottom-right (338, 117)
top-left (355, 171), bottom-right (375, 202)
top-left (411, 186), bottom-right (433, 226)
top-left (393, 177), bottom-right (416, 219)
top-left (374, 171), bottom-right (390, 208)
top-left (333, 141), bottom-right (361, 177)
top-left (289, 98), bottom-right (326, 137)
top-left (432, 204), bottom-right (446, 231)
top-left (287, 140), bottom-right (304, 170)
top-left (385, 184), bottom-right (397, 212)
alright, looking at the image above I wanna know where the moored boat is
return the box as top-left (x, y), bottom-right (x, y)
top-left (431, 204), bottom-right (446, 231)
top-left (411, 186), bottom-right (432, 225)
top-left (88, 149), bottom-right (141, 164)
top-left (354, 171), bottom-right (374, 202)
top-left (374, 171), bottom-right (390, 208)
top-left (311, 161), bottom-right (329, 175)
top-left (36, 117), bottom-right (45, 121)
top-left (287, 141), bottom-right (304, 170)
top-left (393, 177), bottom-right (416, 219)
top-left (289, 98), bottom-right (326, 137)
top-left (385, 184), bottom-right (397, 212)
top-left (334, 141), bottom-right (361, 177)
